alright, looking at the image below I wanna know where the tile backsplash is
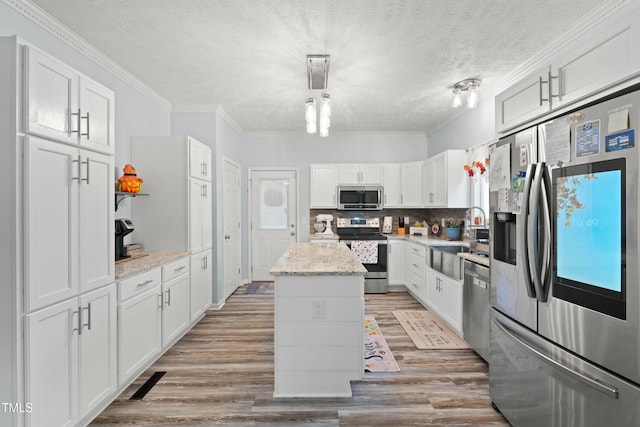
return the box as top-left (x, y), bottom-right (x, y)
top-left (309, 208), bottom-right (468, 235)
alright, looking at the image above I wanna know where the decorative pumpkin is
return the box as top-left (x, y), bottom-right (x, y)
top-left (118, 163), bottom-right (143, 193)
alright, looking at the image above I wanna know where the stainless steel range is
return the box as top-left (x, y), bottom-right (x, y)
top-left (336, 217), bottom-right (388, 294)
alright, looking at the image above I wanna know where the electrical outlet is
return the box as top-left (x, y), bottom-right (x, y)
top-left (311, 301), bottom-right (325, 319)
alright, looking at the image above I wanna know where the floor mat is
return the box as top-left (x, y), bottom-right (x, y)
top-left (364, 315), bottom-right (400, 372)
top-left (393, 310), bottom-right (470, 350)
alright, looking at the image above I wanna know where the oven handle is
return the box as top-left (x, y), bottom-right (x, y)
top-left (339, 240), bottom-right (387, 245)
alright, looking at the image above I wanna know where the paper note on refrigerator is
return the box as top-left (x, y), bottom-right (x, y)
top-left (608, 109), bottom-right (629, 133)
top-left (542, 119), bottom-right (571, 166)
top-left (490, 143), bottom-right (511, 190)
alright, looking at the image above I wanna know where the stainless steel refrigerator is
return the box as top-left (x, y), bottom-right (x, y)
top-left (489, 87), bottom-right (640, 426)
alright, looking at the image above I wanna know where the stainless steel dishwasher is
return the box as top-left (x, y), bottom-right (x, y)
top-left (463, 259), bottom-right (490, 361)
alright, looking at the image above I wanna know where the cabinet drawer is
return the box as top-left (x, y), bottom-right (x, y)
top-left (407, 251), bottom-right (426, 279)
top-left (406, 271), bottom-right (426, 297)
top-left (162, 257), bottom-right (189, 282)
top-left (118, 268), bottom-right (161, 302)
top-left (407, 243), bottom-right (426, 259)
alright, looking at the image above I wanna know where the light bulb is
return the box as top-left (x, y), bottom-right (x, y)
top-left (451, 89), bottom-right (462, 108)
top-left (467, 84), bottom-right (478, 109)
top-left (305, 98), bottom-right (317, 134)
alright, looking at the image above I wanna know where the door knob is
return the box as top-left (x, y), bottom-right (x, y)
top-left (290, 231), bottom-right (295, 236)
top-left (224, 234), bottom-right (231, 240)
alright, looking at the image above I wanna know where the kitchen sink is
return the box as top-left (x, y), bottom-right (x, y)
top-left (427, 245), bottom-right (470, 281)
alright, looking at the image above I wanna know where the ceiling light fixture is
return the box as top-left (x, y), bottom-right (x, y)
top-left (305, 55), bottom-right (331, 137)
top-left (451, 78), bottom-right (481, 109)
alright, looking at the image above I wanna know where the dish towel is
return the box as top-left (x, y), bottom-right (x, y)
top-left (351, 240), bottom-right (378, 264)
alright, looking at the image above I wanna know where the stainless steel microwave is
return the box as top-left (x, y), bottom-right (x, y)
top-left (337, 185), bottom-right (383, 210)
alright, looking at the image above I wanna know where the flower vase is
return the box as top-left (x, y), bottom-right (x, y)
top-left (445, 227), bottom-right (462, 240)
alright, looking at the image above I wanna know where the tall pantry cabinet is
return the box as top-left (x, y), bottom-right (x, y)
top-left (131, 136), bottom-right (213, 321)
top-left (0, 36), bottom-right (116, 427)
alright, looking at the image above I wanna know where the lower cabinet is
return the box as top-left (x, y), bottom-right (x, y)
top-left (190, 249), bottom-right (212, 323)
top-left (25, 284), bottom-right (117, 427)
top-left (426, 267), bottom-right (463, 334)
top-left (404, 242), bottom-right (427, 302)
top-left (388, 240), bottom-right (405, 285)
top-left (161, 274), bottom-right (190, 347)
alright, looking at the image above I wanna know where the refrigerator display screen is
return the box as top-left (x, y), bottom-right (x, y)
top-left (552, 158), bottom-right (626, 319)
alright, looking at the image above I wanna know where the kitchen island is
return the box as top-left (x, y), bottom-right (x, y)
top-left (270, 242), bottom-right (367, 397)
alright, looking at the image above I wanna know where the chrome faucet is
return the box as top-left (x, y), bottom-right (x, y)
top-left (467, 206), bottom-right (487, 227)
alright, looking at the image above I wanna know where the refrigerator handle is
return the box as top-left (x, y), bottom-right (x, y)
top-left (538, 164), bottom-right (552, 302)
top-left (520, 163), bottom-right (537, 298)
top-left (493, 317), bottom-right (619, 399)
top-left (528, 163), bottom-right (546, 302)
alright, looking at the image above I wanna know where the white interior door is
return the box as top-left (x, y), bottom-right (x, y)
top-left (223, 159), bottom-right (241, 299)
top-left (251, 170), bottom-right (297, 281)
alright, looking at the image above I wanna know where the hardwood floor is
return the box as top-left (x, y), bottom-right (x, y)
top-left (91, 283), bottom-right (509, 426)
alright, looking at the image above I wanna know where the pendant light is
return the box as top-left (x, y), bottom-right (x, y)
top-left (451, 78), bottom-right (481, 109)
top-left (305, 55), bottom-right (331, 136)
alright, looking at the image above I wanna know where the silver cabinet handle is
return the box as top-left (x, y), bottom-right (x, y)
top-left (137, 279), bottom-right (153, 287)
top-left (412, 263), bottom-right (419, 268)
top-left (400, 194), bottom-right (403, 204)
top-left (71, 155), bottom-right (81, 181)
top-left (82, 302), bottom-right (92, 331)
top-left (166, 288), bottom-right (171, 307)
top-left (81, 157), bottom-right (90, 184)
top-left (70, 108), bottom-right (82, 134)
top-left (174, 266), bottom-right (186, 272)
top-left (493, 317), bottom-right (619, 399)
top-left (73, 309), bottom-right (82, 335)
top-left (158, 293), bottom-right (164, 309)
top-left (81, 111), bottom-right (90, 138)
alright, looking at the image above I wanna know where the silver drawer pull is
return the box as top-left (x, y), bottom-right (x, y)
top-left (174, 266), bottom-right (186, 272)
top-left (137, 279), bottom-right (154, 287)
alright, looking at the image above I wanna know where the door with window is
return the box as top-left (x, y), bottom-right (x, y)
top-left (250, 170), bottom-right (297, 281)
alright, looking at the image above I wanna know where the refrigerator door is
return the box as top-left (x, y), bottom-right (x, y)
top-left (490, 309), bottom-right (640, 427)
top-left (538, 88), bottom-right (640, 385)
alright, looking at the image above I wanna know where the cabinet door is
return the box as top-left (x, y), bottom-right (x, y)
top-left (202, 181), bottom-right (212, 250)
top-left (79, 150), bottom-right (114, 293)
top-left (78, 285), bottom-right (117, 417)
top-left (400, 162), bottom-right (423, 207)
top-left (551, 14), bottom-right (640, 110)
top-left (79, 77), bottom-right (115, 154)
top-left (495, 68), bottom-right (550, 133)
top-left (439, 275), bottom-right (463, 334)
top-left (189, 138), bottom-right (211, 180)
top-left (25, 298), bottom-right (79, 427)
top-left (422, 158), bottom-right (436, 207)
top-left (310, 164), bottom-right (337, 208)
top-left (359, 164), bottom-right (383, 185)
top-left (387, 240), bottom-right (405, 285)
top-left (432, 154), bottom-right (447, 207)
top-left (382, 164), bottom-right (400, 207)
top-left (190, 251), bottom-right (211, 323)
top-left (162, 274), bottom-right (191, 347)
top-left (118, 285), bottom-right (162, 384)
top-left (24, 136), bottom-right (79, 311)
top-left (425, 268), bottom-right (440, 311)
top-left (24, 46), bottom-right (79, 145)
top-left (337, 164), bottom-right (360, 184)
top-left (189, 179), bottom-right (205, 253)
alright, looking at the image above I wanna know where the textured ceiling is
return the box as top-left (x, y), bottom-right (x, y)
top-left (29, 0), bottom-right (608, 135)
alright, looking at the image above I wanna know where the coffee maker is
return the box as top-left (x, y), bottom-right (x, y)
top-left (115, 218), bottom-right (135, 261)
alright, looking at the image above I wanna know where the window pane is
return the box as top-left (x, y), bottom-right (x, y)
top-left (260, 180), bottom-right (288, 230)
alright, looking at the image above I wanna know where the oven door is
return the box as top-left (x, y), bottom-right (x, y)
top-left (341, 240), bottom-right (388, 293)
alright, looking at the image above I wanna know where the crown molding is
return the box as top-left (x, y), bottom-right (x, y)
top-left (215, 105), bottom-right (245, 136)
top-left (244, 130), bottom-right (427, 139)
top-left (496, 0), bottom-right (632, 91)
top-left (172, 104), bottom-right (219, 113)
top-left (3, 0), bottom-right (171, 108)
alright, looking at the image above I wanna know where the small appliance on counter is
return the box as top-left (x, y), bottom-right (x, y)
top-left (314, 214), bottom-right (334, 234)
top-left (115, 218), bottom-right (135, 261)
top-left (382, 216), bottom-right (392, 234)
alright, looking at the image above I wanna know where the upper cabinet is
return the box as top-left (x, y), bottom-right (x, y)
top-left (25, 46), bottom-right (115, 154)
top-left (337, 164), bottom-right (383, 185)
top-left (423, 150), bottom-right (468, 208)
top-left (496, 7), bottom-right (640, 134)
top-left (189, 137), bottom-right (212, 180)
top-left (382, 164), bottom-right (401, 208)
top-left (400, 161), bottom-right (423, 208)
top-left (310, 164), bottom-right (338, 208)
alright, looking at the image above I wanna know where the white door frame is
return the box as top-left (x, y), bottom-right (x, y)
top-left (248, 167), bottom-right (300, 282)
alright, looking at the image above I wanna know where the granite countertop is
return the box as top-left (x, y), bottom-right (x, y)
top-left (270, 242), bottom-right (367, 276)
top-left (386, 233), bottom-right (475, 247)
top-left (115, 251), bottom-right (191, 280)
top-left (458, 252), bottom-right (490, 268)
top-left (308, 233), bottom-right (340, 241)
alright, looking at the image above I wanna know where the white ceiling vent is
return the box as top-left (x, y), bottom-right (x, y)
top-left (307, 55), bottom-right (330, 90)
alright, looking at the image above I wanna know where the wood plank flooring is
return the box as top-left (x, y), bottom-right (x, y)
top-left (91, 283), bottom-right (509, 426)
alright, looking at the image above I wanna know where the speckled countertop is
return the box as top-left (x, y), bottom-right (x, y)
top-left (387, 234), bottom-right (491, 267)
top-left (115, 251), bottom-right (190, 280)
top-left (457, 252), bottom-right (490, 268)
top-left (270, 242), bottom-right (367, 276)
top-left (308, 233), bottom-right (340, 241)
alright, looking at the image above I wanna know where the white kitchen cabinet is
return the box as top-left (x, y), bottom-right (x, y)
top-left (400, 161), bottom-right (423, 207)
top-left (25, 284), bottom-right (117, 427)
top-left (495, 68), bottom-right (551, 133)
top-left (190, 250), bottom-right (213, 323)
top-left (551, 10), bottom-right (640, 110)
top-left (382, 164), bottom-right (401, 207)
top-left (131, 136), bottom-right (213, 254)
top-left (25, 135), bottom-right (114, 312)
top-left (310, 164), bottom-right (338, 208)
top-left (25, 45), bottom-right (115, 154)
top-left (426, 267), bottom-right (463, 335)
top-left (337, 163), bottom-right (383, 185)
top-left (423, 150), bottom-right (468, 208)
top-left (161, 273), bottom-right (191, 347)
top-left (118, 269), bottom-right (163, 385)
top-left (404, 242), bottom-right (427, 303)
top-left (189, 137), bottom-right (212, 180)
top-left (387, 240), bottom-right (405, 285)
